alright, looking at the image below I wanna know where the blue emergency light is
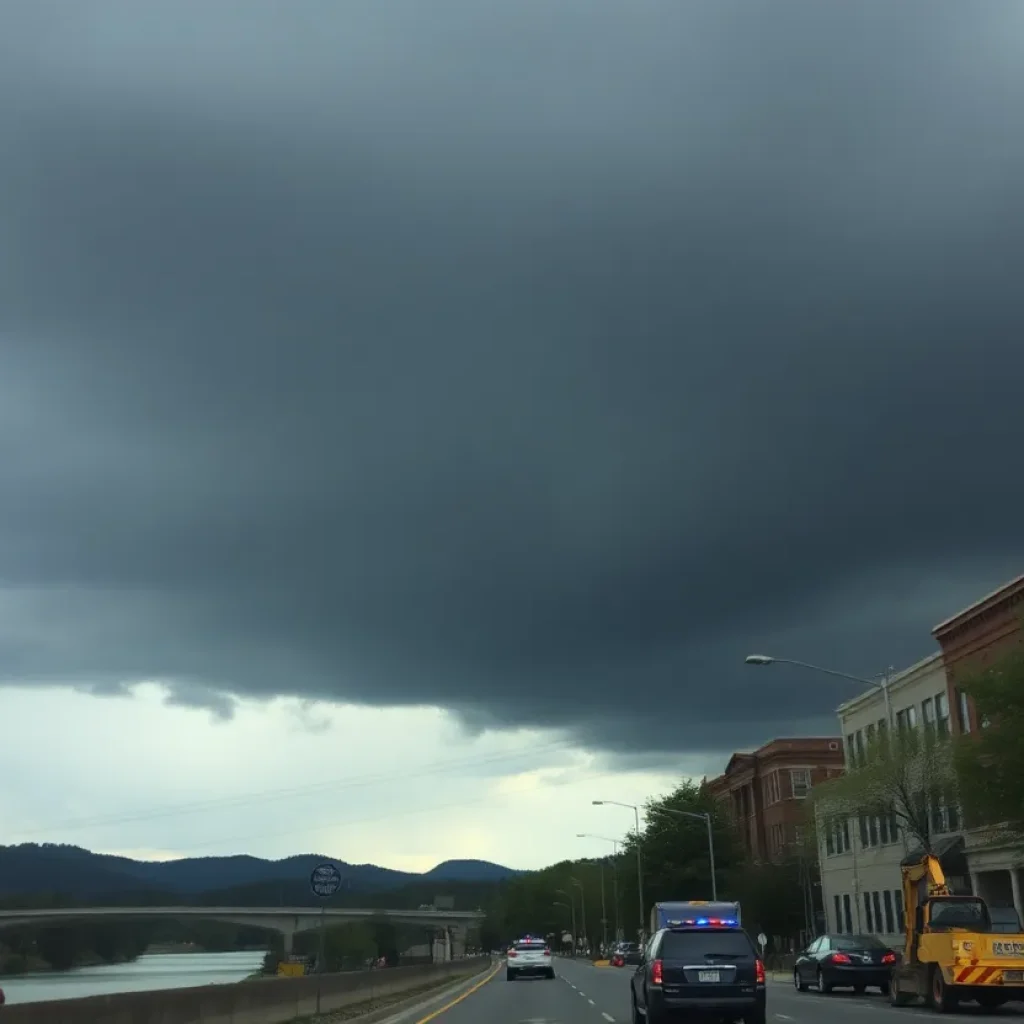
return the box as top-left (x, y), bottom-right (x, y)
top-left (668, 917), bottom-right (737, 928)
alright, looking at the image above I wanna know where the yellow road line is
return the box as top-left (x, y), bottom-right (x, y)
top-left (414, 962), bottom-right (502, 1024)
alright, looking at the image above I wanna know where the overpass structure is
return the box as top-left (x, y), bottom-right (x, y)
top-left (0, 906), bottom-right (486, 961)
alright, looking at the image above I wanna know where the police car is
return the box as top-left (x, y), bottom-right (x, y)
top-left (506, 936), bottom-right (555, 980)
top-left (631, 904), bottom-right (765, 1024)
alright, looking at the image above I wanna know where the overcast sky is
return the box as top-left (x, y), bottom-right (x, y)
top-left (2, 1), bottom-right (1023, 872)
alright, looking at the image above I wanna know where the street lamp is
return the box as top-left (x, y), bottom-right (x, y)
top-left (648, 807), bottom-right (718, 901)
top-left (552, 901), bottom-right (577, 954)
top-left (744, 654), bottom-right (895, 729)
top-left (555, 889), bottom-right (577, 956)
top-left (570, 877), bottom-right (588, 954)
top-left (577, 834), bottom-right (621, 943)
top-left (574, 852), bottom-right (608, 951)
top-left (593, 799), bottom-right (646, 941)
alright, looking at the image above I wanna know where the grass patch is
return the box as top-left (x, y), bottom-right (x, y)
top-left (299, 968), bottom-right (483, 1022)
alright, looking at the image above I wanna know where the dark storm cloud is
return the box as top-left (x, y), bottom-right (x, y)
top-left (2, 0), bottom-right (1023, 764)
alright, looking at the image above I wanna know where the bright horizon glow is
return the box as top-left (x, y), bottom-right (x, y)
top-left (0, 683), bottom-right (703, 873)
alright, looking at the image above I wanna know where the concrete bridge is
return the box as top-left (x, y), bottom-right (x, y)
top-left (0, 906), bottom-right (485, 961)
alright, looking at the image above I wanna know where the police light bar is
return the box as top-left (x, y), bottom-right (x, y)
top-left (668, 917), bottom-right (737, 928)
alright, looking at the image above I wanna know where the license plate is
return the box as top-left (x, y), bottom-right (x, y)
top-left (993, 941), bottom-right (1024, 957)
top-left (697, 970), bottom-right (721, 983)
top-left (1002, 970), bottom-right (1024, 983)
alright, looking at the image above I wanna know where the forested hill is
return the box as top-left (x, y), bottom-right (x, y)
top-left (0, 843), bottom-right (519, 901)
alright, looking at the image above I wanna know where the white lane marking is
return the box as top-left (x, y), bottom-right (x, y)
top-left (588, 998), bottom-right (596, 1005)
top-left (602, 1015), bottom-right (615, 1023)
top-left (774, 1015), bottom-right (794, 1021)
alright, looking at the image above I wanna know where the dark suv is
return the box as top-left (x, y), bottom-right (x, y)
top-left (630, 925), bottom-right (766, 1024)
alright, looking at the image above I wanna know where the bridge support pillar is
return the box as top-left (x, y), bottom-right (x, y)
top-left (280, 927), bottom-right (296, 955)
top-left (431, 928), bottom-right (452, 963)
top-left (450, 924), bottom-right (466, 958)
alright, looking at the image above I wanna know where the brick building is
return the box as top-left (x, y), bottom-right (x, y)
top-left (705, 737), bottom-right (845, 863)
top-left (932, 572), bottom-right (1024, 736)
top-left (932, 573), bottom-right (1024, 915)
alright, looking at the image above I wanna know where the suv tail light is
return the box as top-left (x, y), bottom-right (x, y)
top-left (507, 950), bottom-right (517, 958)
top-left (651, 959), bottom-right (663, 985)
top-left (755, 959), bottom-right (765, 984)
top-left (543, 948), bottom-right (551, 956)
top-left (830, 953), bottom-right (852, 964)
top-left (882, 952), bottom-right (897, 964)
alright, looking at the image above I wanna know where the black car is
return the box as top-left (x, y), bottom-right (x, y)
top-left (631, 925), bottom-right (766, 1024)
top-left (793, 933), bottom-right (899, 995)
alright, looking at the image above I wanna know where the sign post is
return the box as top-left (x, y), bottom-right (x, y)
top-left (757, 932), bottom-right (767, 961)
top-left (310, 863), bottom-right (342, 1015)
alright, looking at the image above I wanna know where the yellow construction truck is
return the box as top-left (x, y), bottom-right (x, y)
top-left (890, 852), bottom-right (1024, 1012)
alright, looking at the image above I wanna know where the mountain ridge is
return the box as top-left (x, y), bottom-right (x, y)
top-left (0, 843), bottom-right (521, 900)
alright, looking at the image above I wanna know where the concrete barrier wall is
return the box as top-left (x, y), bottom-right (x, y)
top-left (0, 957), bottom-right (490, 1024)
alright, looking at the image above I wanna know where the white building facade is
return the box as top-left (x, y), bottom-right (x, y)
top-left (818, 653), bottom-right (961, 946)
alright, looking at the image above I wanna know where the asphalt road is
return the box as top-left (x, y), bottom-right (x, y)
top-left (398, 957), bottom-right (1024, 1023)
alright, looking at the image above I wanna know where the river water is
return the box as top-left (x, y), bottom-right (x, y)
top-left (0, 950), bottom-right (267, 1005)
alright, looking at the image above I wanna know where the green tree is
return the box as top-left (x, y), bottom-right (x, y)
top-left (813, 727), bottom-right (956, 853)
top-left (623, 779), bottom-right (742, 911)
top-left (955, 650), bottom-right (1024, 836)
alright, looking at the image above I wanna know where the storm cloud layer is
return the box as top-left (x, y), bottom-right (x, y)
top-left (2, 1), bottom-right (1023, 759)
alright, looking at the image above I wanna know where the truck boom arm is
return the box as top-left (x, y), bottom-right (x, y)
top-left (902, 854), bottom-right (951, 960)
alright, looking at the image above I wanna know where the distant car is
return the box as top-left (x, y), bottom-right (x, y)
top-left (793, 933), bottom-right (898, 995)
top-left (630, 922), bottom-right (766, 1024)
top-left (507, 938), bottom-right (555, 980)
top-left (612, 942), bottom-right (642, 967)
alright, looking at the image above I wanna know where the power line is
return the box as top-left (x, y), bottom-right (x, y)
top-left (8, 740), bottom-right (582, 839)
top-left (161, 765), bottom-right (618, 856)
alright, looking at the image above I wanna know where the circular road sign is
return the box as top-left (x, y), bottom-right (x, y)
top-left (310, 862), bottom-right (342, 898)
top-left (757, 932), bottom-right (767, 949)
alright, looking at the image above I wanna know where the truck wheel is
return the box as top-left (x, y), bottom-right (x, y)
top-left (929, 967), bottom-right (958, 1013)
top-left (889, 973), bottom-right (913, 1007)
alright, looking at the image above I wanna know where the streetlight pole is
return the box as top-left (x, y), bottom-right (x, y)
top-left (593, 800), bottom-right (646, 942)
top-left (578, 834), bottom-right (622, 942)
top-left (571, 877), bottom-right (588, 954)
top-left (745, 653), bottom-right (894, 933)
top-left (649, 807), bottom-right (718, 901)
top-left (553, 901), bottom-right (572, 953)
top-left (744, 654), bottom-right (894, 731)
top-left (556, 889), bottom-right (577, 957)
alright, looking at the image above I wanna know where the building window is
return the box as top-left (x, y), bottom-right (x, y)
top-left (845, 733), bottom-right (856, 766)
top-left (855, 729), bottom-right (866, 761)
top-left (864, 892), bottom-right (873, 931)
top-left (834, 894), bottom-right (842, 934)
top-left (843, 894), bottom-right (853, 934)
top-left (936, 692), bottom-right (950, 737)
top-left (958, 689), bottom-right (972, 733)
top-left (895, 889), bottom-right (905, 934)
top-left (922, 697), bottom-right (935, 730)
top-left (896, 706), bottom-right (918, 732)
top-left (790, 768), bottom-right (811, 799)
top-left (883, 890), bottom-right (895, 934)
top-left (872, 891), bottom-right (883, 935)
top-left (762, 771), bottom-right (781, 806)
top-left (826, 817), bottom-right (851, 856)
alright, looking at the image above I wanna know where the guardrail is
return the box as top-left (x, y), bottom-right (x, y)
top-left (0, 956), bottom-right (491, 1024)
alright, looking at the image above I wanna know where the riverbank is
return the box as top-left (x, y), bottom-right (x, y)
top-left (0, 950), bottom-right (267, 1005)
top-left (0, 951), bottom-right (137, 977)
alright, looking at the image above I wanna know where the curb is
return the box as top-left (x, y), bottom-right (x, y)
top-left (365, 962), bottom-right (498, 1024)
